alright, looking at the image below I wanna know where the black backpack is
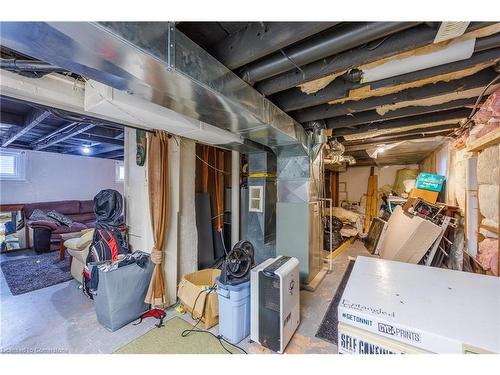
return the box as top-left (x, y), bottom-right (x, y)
top-left (82, 226), bottom-right (129, 298)
top-left (82, 189), bottom-right (129, 299)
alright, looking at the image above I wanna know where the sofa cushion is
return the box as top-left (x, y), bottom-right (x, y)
top-left (53, 222), bottom-right (87, 235)
top-left (71, 213), bottom-right (95, 223)
top-left (24, 200), bottom-right (80, 218)
top-left (46, 210), bottom-right (74, 226)
top-left (79, 200), bottom-right (94, 214)
top-left (83, 220), bottom-right (96, 228)
top-left (29, 209), bottom-right (59, 224)
top-left (28, 220), bottom-right (59, 231)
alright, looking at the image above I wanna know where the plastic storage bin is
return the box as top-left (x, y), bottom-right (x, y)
top-left (92, 256), bottom-right (154, 331)
top-left (216, 277), bottom-right (251, 344)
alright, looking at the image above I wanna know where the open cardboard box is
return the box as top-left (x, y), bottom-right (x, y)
top-left (177, 269), bottom-right (221, 329)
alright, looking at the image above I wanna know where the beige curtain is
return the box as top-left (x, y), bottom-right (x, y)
top-left (144, 130), bottom-right (169, 306)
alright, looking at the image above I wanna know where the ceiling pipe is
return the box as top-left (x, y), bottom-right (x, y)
top-left (255, 22), bottom-right (494, 96)
top-left (240, 22), bottom-right (420, 84)
top-left (274, 45), bottom-right (500, 112)
top-left (210, 22), bottom-right (338, 70)
top-left (0, 58), bottom-right (67, 77)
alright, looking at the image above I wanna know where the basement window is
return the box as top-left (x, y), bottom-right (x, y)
top-left (115, 162), bottom-right (125, 182)
top-left (0, 149), bottom-right (26, 181)
top-left (249, 185), bottom-right (264, 213)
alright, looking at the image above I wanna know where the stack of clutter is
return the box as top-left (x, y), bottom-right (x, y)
top-left (407, 172), bottom-right (446, 204)
top-left (331, 206), bottom-right (363, 237)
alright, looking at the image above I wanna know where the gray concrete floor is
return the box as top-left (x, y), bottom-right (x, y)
top-left (0, 241), bottom-right (370, 354)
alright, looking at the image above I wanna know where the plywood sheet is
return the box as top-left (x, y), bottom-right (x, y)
top-left (379, 206), bottom-right (442, 263)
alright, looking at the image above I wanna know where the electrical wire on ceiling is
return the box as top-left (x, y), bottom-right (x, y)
top-left (449, 71), bottom-right (500, 138)
top-left (366, 35), bottom-right (391, 50)
top-left (279, 48), bottom-right (306, 81)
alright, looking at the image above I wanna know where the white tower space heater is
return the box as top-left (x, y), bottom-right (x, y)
top-left (250, 256), bottom-right (300, 353)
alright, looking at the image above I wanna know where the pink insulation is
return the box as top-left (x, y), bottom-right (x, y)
top-left (462, 88), bottom-right (500, 147)
top-left (472, 89), bottom-right (500, 126)
top-left (477, 238), bottom-right (498, 276)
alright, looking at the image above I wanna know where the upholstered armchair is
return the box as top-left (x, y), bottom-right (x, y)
top-left (64, 230), bottom-right (94, 283)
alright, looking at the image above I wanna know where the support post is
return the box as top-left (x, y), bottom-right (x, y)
top-left (231, 150), bottom-right (240, 247)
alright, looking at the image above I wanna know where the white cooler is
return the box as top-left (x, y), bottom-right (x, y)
top-left (338, 257), bottom-right (500, 354)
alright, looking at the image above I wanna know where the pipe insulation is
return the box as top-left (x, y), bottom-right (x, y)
top-left (0, 59), bottom-right (67, 73)
top-left (361, 38), bottom-right (476, 83)
top-left (241, 22), bottom-right (419, 84)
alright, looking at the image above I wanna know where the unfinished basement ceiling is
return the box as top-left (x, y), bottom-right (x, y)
top-left (0, 22), bottom-right (499, 163)
top-left (177, 21), bottom-right (500, 163)
top-left (0, 96), bottom-right (125, 160)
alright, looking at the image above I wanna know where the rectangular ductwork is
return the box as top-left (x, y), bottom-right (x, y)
top-left (0, 22), bottom-right (308, 154)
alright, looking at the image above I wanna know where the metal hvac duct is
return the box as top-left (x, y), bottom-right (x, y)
top-left (240, 22), bottom-right (420, 84)
top-left (0, 22), bottom-right (308, 154)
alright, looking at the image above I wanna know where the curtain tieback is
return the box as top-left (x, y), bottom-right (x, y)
top-left (150, 247), bottom-right (163, 265)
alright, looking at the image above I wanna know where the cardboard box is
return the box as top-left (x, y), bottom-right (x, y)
top-left (408, 188), bottom-right (439, 203)
top-left (339, 257), bottom-right (500, 353)
top-left (177, 269), bottom-right (221, 329)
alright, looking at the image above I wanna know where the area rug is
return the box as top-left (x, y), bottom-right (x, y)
top-left (315, 259), bottom-right (355, 345)
top-left (115, 317), bottom-right (243, 354)
top-left (0, 251), bottom-right (72, 295)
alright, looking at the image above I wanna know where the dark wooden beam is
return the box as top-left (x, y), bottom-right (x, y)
top-left (292, 68), bottom-right (497, 123)
top-left (345, 131), bottom-right (452, 150)
top-left (324, 97), bottom-right (478, 129)
top-left (72, 134), bottom-right (124, 146)
top-left (0, 112), bottom-right (24, 128)
top-left (34, 123), bottom-right (96, 150)
top-left (273, 47), bottom-right (500, 112)
top-left (2, 109), bottom-right (50, 147)
top-left (332, 108), bottom-right (468, 136)
top-left (343, 126), bottom-right (457, 146)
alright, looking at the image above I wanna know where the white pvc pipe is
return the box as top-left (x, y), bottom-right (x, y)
top-left (362, 38), bottom-right (475, 83)
top-left (231, 150), bottom-right (240, 247)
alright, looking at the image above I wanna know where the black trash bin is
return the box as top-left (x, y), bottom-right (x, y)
top-left (33, 228), bottom-right (51, 253)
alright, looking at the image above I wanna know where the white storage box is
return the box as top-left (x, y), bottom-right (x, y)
top-left (338, 257), bottom-right (500, 353)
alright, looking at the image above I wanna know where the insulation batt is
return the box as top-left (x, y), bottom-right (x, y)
top-left (478, 184), bottom-right (499, 226)
top-left (477, 145), bottom-right (499, 185)
top-left (466, 88), bottom-right (500, 145)
top-left (453, 149), bottom-right (469, 211)
top-left (472, 89), bottom-right (500, 126)
top-left (477, 238), bottom-right (499, 276)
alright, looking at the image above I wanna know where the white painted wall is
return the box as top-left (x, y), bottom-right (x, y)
top-left (339, 164), bottom-right (419, 203)
top-left (124, 129), bottom-right (197, 307)
top-left (0, 149), bottom-right (123, 204)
